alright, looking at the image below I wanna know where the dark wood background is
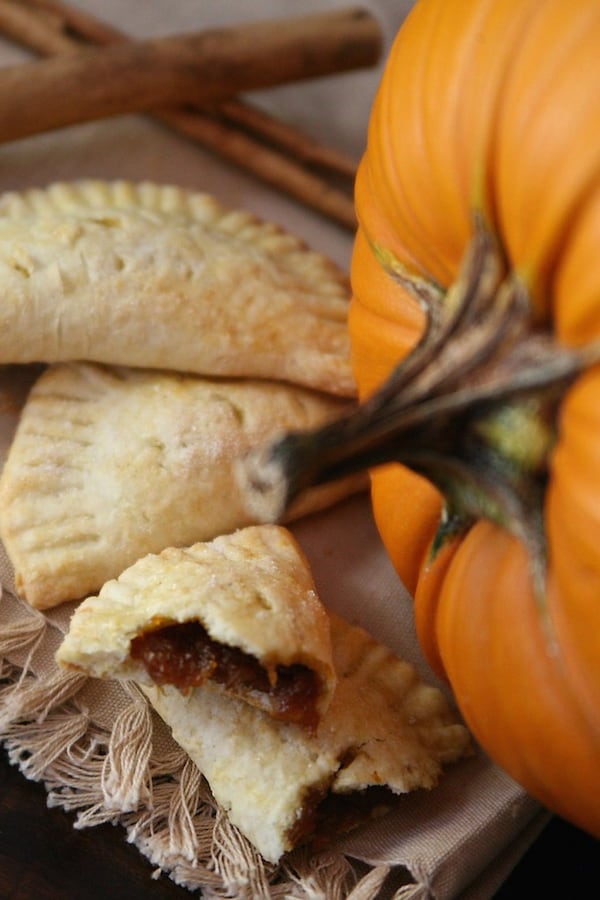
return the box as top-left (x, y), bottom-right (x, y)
top-left (0, 749), bottom-right (597, 899)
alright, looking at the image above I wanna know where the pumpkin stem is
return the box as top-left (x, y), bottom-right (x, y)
top-left (238, 216), bottom-right (600, 584)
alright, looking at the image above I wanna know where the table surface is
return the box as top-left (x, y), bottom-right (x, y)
top-left (0, 750), bottom-right (597, 899)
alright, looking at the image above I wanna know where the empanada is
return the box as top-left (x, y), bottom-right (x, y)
top-left (56, 525), bottom-right (336, 730)
top-left (0, 362), bottom-right (364, 609)
top-left (0, 180), bottom-right (355, 396)
top-left (55, 522), bottom-right (471, 862)
top-left (144, 612), bottom-right (471, 863)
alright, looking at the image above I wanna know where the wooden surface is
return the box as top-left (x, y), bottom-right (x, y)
top-left (0, 750), bottom-right (186, 900)
top-left (0, 749), bottom-right (597, 899)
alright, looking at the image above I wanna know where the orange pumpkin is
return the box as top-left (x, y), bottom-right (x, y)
top-left (347, 0), bottom-right (600, 836)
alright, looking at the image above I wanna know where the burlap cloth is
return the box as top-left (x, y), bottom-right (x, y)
top-left (0, 2), bottom-right (550, 896)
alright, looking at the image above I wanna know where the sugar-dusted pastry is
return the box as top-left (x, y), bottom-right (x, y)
top-left (142, 611), bottom-right (471, 863)
top-left (0, 180), bottom-right (355, 397)
top-left (56, 525), bottom-right (336, 731)
top-left (0, 362), bottom-right (364, 609)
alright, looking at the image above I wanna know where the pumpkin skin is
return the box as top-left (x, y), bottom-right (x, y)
top-left (349, 0), bottom-right (600, 835)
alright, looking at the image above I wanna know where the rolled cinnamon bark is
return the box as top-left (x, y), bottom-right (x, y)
top-left (0, 7), bottom-right (381, 143)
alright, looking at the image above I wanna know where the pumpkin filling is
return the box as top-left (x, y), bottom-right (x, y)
top-left (130, 621), bottom-right (321, 730)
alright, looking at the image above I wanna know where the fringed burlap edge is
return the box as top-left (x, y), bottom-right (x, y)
top-left (0, 584), bottom-right (405, 900)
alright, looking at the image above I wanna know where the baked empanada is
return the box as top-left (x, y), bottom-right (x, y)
top-left (0, 362), bottom-right (364, 609)
top-left (143, 611), bottom-right (471, 863)
top-left (0, 180), bottom-right (354, 396)
top-left (56, 525), bottom-right (336, 730)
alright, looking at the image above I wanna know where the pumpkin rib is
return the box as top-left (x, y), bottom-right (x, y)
top-left (415, 0), bottom-right (539, 271)
top-left (413, 535), bottom-right (461, 679)
top-left (548, 487), bottom-right (600, 747)
top-left (348, 302), bottom-right (420, 400)
top-left (370, 463), bottom-right (442, 598)
top-left (359, 45), bottom-right (439, 280)
top-left (435, 523), bottom-right (600, 834)
top-left (495, 0), bottom-right (600, 303)
top-left (411, 0), bottom-right (482, 278)
top-left (349, 228), bottom-right (425, 398)
top-left (354, 163), bottom-right (428, 288)
top-left (554, 176), bottom-right (600, 344)
top-left (357, 0), bottom-right (540, 289)
top-left (550, 371), bottom-right (600, 573)
top-left (358, 0), bottom-right (459, 283)
top-left (546, 369), bottom-right (600, 733)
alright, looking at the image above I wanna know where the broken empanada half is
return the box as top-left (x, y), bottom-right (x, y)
top-left (0, 362), bottom-right (365, 609)
top-left (142, 610), bottom-right (472, 863)
top-left (56, 524), bottom-right (335, 730)
top-left (0, 180), bottom-right (355, 396)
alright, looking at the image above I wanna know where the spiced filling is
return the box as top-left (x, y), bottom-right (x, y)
top-left (130, 620), bottom-right (321, 730)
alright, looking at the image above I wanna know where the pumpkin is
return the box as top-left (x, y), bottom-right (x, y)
top-left (346, 0), bottom-right (600, 836)
top-left (242, 0), bottom-right (600, 838)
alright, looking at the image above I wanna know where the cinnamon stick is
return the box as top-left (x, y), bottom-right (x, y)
top-left (157, 106), bottom-right (357, 229)
top-left (0, 1), bottom-right (366, 228)
top-left (0, 7), bottom-right (381, 145)
top-left (216, 99), bottom-right (358, 180)
top-left (18, 0), bottom-right (124, 47)
top-left (0, 0), bottom-right (76, 54)
top-left (14, 0), bottom-right (361, 181)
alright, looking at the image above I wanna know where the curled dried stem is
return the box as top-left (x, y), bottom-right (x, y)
top-left (237, 217), bottom-right (600, 588)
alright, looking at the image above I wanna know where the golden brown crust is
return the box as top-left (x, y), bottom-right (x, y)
top-left (0, 180), bottom-right (355, 396)
top-left (0, 362), bottom-right (364, 608)
top-left (142, 611), bottom-right (471, 862)
top-left (55, 524), bottom-right (336, 725)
